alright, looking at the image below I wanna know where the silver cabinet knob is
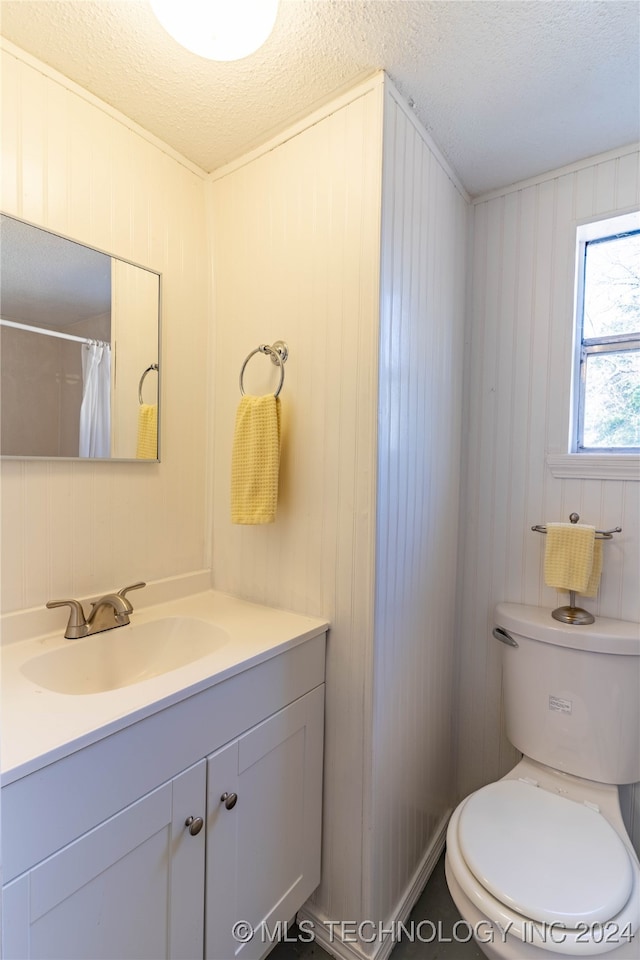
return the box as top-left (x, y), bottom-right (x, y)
top-left (185, 815), bottom-right (204, 835)
top-left (220, 792), bottom-right (238, 810)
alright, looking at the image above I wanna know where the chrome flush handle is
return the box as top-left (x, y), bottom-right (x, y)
top-left (492, 626), bottom-right (518, 647)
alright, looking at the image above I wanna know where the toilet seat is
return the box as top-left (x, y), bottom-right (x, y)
top-left (458, 779), bottom-right (633, 926)
top-left (446, 781), bottom-right (640, 956)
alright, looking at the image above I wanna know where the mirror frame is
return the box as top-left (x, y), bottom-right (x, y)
top-left (0, 213), bottom-right (162, 463)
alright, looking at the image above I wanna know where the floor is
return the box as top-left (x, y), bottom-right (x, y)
top-left (270, 852), bottom-right (485, 960)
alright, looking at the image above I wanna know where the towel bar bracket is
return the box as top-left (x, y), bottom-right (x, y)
top-left (267, 340), bottom-right (288, 366)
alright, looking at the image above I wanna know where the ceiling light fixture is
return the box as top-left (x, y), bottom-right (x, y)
top-left (149, 0), bottom-right (279, 61)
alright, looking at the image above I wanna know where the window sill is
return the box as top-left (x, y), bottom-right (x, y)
top-left (547, 454), bottom-right (640, 481)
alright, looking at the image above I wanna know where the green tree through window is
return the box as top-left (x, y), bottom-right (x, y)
top-left (576, 224), bottom-right (640, 452)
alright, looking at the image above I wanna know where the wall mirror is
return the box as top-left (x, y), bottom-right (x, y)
top-left (0, 214), bottom-right (160, 461)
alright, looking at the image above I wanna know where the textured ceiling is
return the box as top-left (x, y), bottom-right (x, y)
top-left (1, 215), bottom-right (112, 326)
top-left (1, 0), bottom-right (639, 196)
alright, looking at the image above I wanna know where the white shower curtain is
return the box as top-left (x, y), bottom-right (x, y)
top-left (79, 342), bottom-right (111, 458)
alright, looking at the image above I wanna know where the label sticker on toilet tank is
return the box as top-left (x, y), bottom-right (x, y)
top-left (549, 695), bottom-right (572, 714)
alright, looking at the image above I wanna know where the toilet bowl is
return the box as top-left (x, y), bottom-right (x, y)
top-left (445, 758), bottom-right (640, 959)
top-left (445, 604), bottom-right (640, 960)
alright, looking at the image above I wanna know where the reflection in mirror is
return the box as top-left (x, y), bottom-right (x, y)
top-left (0, 215), bottom-right (160, 461)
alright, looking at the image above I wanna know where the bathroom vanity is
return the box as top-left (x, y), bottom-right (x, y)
top-left (1, 590), bottom-right (328, 960)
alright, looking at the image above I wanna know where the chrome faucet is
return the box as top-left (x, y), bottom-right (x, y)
top-left (46, 582), bottom-right (146, 639)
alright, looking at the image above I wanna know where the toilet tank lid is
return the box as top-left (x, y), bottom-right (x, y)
top-left (458, 780), bottom-right (634, 927)
top-left (495, 603), bottom-right (640, 656)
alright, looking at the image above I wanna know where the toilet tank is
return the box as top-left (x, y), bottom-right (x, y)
top-left (494, 603), bottom-right (640, 784)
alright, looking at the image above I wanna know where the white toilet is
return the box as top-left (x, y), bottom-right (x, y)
top-left (445, 602), bottom-right (640, 960)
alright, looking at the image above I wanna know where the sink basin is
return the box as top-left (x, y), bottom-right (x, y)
top-left (21, 617), bottom-right (230, 695)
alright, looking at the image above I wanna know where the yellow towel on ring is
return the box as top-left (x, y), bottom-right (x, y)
top-left (543, 522), bottom-right (598, 595)
top-left (136, 403), bottom-right (158, 459)
top-left (231, 395), bottom-right (281, 524)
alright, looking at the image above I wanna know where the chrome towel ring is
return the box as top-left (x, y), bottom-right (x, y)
top-left (239, 341), bottom-right (288, 398)
top-left (138, 363), bottom-right (158, 405)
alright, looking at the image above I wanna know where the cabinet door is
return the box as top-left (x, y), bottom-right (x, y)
top-left (205, 684), bottom-right (324, 960)
top-left (2, 760), bottom-right (206, 960)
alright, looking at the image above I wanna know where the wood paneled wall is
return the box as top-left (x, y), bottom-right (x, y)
top-left (209, 77), bottom-right (384, 927)
top-left (368, 85), bottom-right (468, 928)
top-left (209, 75), bottom-right (469, 956)
top-left (457, 145), bottom-right (640, 849)
top-left (0, 43), bottom-right (210, 613)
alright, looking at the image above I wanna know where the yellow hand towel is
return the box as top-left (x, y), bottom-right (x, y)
top-left (582, 539), bottom-right (603, 598)
top-left (136, 403), bottom-right (158, 459)
top-left (231, 395), bottom-right (281, 524)
top-left (544, 522), bottom-right (596, 595)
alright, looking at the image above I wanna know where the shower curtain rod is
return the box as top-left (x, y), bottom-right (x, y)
top-left (0, 317), bottom-right (108, 347)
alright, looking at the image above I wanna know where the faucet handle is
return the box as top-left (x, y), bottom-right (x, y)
top-left (116, 582), bottom-right (146, 611)
top-left (46, 599), bottom-right (89, 639)
top-left (117, 581), bottom-right (146, 599)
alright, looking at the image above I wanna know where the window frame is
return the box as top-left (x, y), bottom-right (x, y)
top-left (570, 211), bottom-right (640, 455)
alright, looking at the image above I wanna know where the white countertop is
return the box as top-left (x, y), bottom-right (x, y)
top-left (1, 590), bottom-right (328, 784)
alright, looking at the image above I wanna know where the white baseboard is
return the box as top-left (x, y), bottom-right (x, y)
top-left (296, 810), bottom-right (451, 960)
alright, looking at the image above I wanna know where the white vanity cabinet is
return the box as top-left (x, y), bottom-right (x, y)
top-left (206, 685), bottom-right (324, 960)
top-left (1, 629), bottom-right (326, 960)
top-left (3, 761), bottom-right (207, 960)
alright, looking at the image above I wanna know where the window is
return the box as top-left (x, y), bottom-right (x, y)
top-left (572, 212), bottom-right (640, 453)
